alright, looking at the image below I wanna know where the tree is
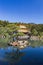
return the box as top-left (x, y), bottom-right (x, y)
top-left (31, 29), bottom-right (38, 36)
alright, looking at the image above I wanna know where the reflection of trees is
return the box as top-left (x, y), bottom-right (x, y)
top-left (29, 40), bottom-right (43, 47)
top-left (4, 48), bottom-right (25, 65)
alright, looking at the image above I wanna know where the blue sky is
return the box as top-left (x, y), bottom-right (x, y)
top-left (0, 0), bottom-right (43, 24)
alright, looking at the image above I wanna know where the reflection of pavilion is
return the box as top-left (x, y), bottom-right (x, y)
top-left (4, 49), bottom-right (25, 64)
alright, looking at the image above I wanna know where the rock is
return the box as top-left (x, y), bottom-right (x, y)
top-left (20, 46), bottom-right (24, 49)
top-left (24, 45), bottom-right (27, 47)
top-left (30, 36), bottom-right (39, 40)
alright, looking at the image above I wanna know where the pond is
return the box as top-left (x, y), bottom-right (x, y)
top-left (0, 46), bottom-right (43, 65)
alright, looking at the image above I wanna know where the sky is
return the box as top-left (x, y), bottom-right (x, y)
top-left (0, 0), bottom-right (43, 24)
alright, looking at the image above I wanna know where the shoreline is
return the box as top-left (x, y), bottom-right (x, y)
top-left (30, 36), bottom-right (43, 41)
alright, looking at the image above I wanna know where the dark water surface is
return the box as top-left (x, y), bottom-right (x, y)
top-left (0, 47), bottom-right (43, 65)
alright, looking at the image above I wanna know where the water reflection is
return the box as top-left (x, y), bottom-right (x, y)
top-left (0, 46), bottom-right (43, 65)
top-left (28, 40), bottom-right (43, 47)
top-left (3, 48), bottom-right (25, 65)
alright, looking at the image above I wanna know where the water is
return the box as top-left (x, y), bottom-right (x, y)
top-left (0, 46), bottom-right (43, 65)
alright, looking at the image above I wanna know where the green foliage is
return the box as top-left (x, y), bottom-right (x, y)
top-left (31, 29), bottom-right (38, 36)
top-left (0, 36), bottom-right (9, 47)
top-left (0, 20), bottom-right (43, 48)
top-left (16, 32), bottom-right (25, 36)
top-left (0, 20), bottom-right (9, 27)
